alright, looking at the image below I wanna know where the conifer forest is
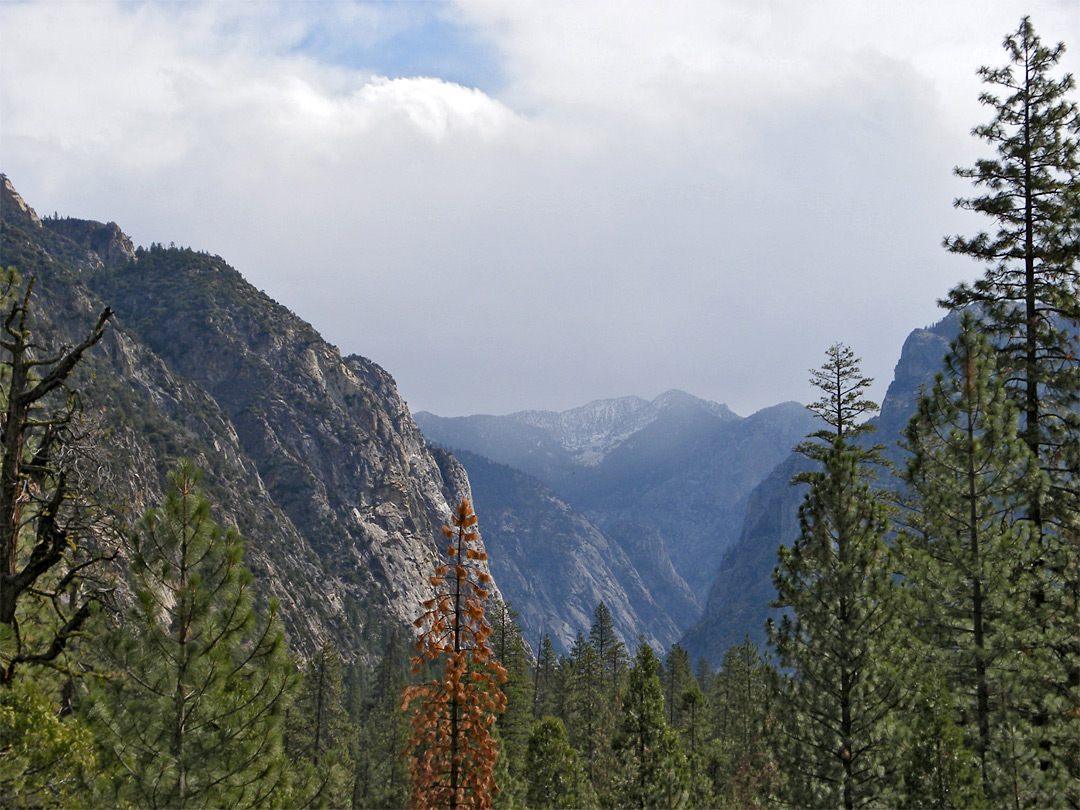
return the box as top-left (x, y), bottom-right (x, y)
top-left (1, 15), bottom-right (1078, 810)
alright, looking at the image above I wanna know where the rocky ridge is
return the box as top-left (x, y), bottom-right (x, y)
top-left (0, 176), bottom-right (496, 661)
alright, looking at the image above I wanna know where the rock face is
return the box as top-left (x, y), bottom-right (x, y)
top-left (443, 449), bottom-right (694, 653)
top-left (0, 176), bottom-right (496, 662)
top-left (680, 454), bottom-right (809, 662)
top-left (681, 316), bottom-right (960, 666)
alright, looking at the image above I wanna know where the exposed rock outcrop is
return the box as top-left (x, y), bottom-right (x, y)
top-left (0, 177), bottom-right (497, 662)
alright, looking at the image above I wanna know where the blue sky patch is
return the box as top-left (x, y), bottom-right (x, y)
top-left (292, 2), bottom-right (505, 94)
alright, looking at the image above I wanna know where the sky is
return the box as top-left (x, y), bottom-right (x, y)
top-left (2, 0), bottom-right (1078, 418)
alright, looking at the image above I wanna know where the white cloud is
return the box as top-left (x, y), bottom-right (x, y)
top-left (2, 0), bottom-right (1078, 416)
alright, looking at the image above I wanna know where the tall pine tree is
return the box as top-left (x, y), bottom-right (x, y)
top-left (900, 315), bottom-right (1055, 805)
top-left (942, 19), bottom-right (1080, 798)
top-left (350, 633), bottom-right (411, 810)
top-left (488, 599), bottom-right (531, 809)
top-left (943, 17), bottom-right (1080, 512)
top-left (612, 641), bottom-right (689, 810)
top-left (87, 461), bottom-right (295, 810)
top-left (402, 499), bottom-right (506, 810)
top-left (707, 636), bottom-right (777, 808)
top-left (768, 345), bottom-right (901, 809)
top-left (287, 642), bottom-right (354, 808)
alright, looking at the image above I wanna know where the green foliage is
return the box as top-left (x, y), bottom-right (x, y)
top-left (0, 676), bottom-right (97, 808)
top-left (287, 642), bottom-right (354, 808)
top-left (531, 634), bottom-right (560, 721)
top-left (900, 315), bottom-right (1048, 803)
top-left (768, 345), bottom-right (902, 809)
top-left (349, 633), bottom-right (411, 810)
top-left (524, 717), bottom-right (593, 810)
top-left (706, 636), bottom-right (777, 808)
top-left (564, 632), bottom-right (607, 794)
top-left (489, 600), bottom-right (533, 809)
top-left (611, 642), bottom-right (689, 810)
top-left (661, 643), bottom-right (694, 732)
top-left (942, 17), bottom-right (1080, 513)
top-left (588, 602), bottom-right (628, 706)
top-left (892, 669), bottom-right (987, 809)
top-left (86, 461), bottom-right (295, 809)
top-left (941, 18), bottom-right (1080, 801)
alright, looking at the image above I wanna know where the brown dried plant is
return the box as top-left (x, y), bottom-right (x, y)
top-left (401, 499), bottom-right (507, 810)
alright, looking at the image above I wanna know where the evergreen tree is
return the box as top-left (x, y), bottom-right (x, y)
top-left (287, 642), bottom-right (354, 808)
top-left (87, 460), bottom-right (295, 809)
top-left (564, 632), bottom-right (606, 796)
top-left (892, 668), bottom-right (986, 809)
top-left (588, 602), bottom-right (627, 708)
top-left (768, 345), bottom-right (901, 809)
top-left (942, 17), bottom-right (1080, 514)
top-left (0, 267), bottom-right (114, 685)
top-left (531, 634), bottom-right (559, 720)
top-left (402, 499), bottom-right (506, 810)
top-left (523, 716), bottom-right (593, 810)
top-left (900, 315), bottom-right (1053, 804)
top-left (707, 636), bottom-right (777, 808)
top-left (488, 600), bottom-right (531, 809)
top-left (942, 20), bottom-right (1080, 798)
top-left (677, 674), bottom-right (714, 807)
top-left (661, 643), bottom-right (694, 731)
top-left (350, 633), bottom-right (411, 810)
top-left (611, 641), bottom-right (689, 809)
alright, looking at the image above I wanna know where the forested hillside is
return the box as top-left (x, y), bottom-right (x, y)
top-left (0, 174), bottom-right (493, 662)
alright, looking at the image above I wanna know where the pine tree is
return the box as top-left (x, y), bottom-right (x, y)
top-left (661, 643), bottom-right (694, 731)
top-left (942, 20), bottom-right (1080, 797)
top-left (488, 600), bottom-right (531, 809)
top-left (900, 315), bottom-right (1054, 804)
top-left (588, 602), bottom-right (627, 709)
top-left (677, 675), bottom-right (714, 807)
top-left (287, 642), bottom-right (354, 808)
top-left (531, 634), bottom-right (559, 720)
top-left (350, 633), bottom-right (411, 810)
top-left (942, 17), bottom-right (1080, 515)
top-left (87, 460), bottom-right (295, 809)
top-left (611, 641), bottom-right (689, 809)
top-left (767, 344), bottom-right (901, 809)
top-left (401, 499), bottom-right (507, 810)
top-left (707, 636), bottom-right (777, 808)
top-left (0, 267), bottom-right (114, 685)
top-left (564, 632), bottom-right (606, 794)
top-left (893, 668), bottom-right (986, 809)
top-left (523, 716), bottom-right (593, 810)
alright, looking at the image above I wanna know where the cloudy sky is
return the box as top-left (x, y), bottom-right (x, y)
top-left (2, 1), bottom-right (1078, 417)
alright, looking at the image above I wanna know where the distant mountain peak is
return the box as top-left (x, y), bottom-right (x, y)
top-left (650, 389), bottom-right (738, 420)
top-left (506, 390), bottom-right (736, 466)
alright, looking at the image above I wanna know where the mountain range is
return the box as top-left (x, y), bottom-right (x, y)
top-left (1, 174), bottom-right (963, 668)
top-left (416, 392), bottom-right (818, 650)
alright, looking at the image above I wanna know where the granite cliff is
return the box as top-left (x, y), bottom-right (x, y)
top-left (0, 175), bottom-right (496, 661)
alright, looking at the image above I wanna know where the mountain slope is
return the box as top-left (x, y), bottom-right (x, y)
top-left (440, 449), bottom-right (692, 652)
top-left (1, 175), bottom-right (494, 661)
